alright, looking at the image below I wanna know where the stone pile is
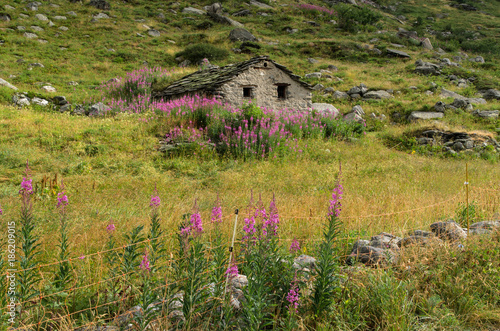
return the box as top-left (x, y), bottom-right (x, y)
top-left (415, 129), bottom-right (500, 154)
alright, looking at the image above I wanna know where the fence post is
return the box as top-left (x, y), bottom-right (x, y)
top-left (224, 209), bottom-right (239, 295)
top-left (466, 163), bottom-right (469, 237)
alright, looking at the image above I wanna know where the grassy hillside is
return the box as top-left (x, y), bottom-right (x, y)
top-left (1, 0), bottom-right (500, 329)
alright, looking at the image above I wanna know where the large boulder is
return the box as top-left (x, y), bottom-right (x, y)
top-left (387, 48), bottom-right (411, 58)
top-left (398, 235), bottom-right (442, 247)
top-left (229, 28), bottom-right (256, 42)
top-left (182, 7), bottom-right (206, 15)
top-left (430, 220), bottom-right (466, 241)
top-left (440, 88), bottom-right (486, 105)
top-left (369, 232), bottom-right (401, 250)
top-left (311, 103), bottom-right (339, 117)
top-left (472, 110), bottom-right (499, 119)
top-left (415, 65), bottom-right (440, 75)
top-left (480, 89), bottom-right (500, 100)
top-left (469, 221), bottom-right (500, 235)
top-left (348, 246), bottom-right (397, 266)
top-left (249, 0), bottom-right (273, 9)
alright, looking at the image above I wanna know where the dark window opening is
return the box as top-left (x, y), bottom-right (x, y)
top-left (277, 85), bottom-right (287, 99)
top-left (243, 87), bottom-right (252, 98)
top-left (263, 62), bottom-right (268, 67)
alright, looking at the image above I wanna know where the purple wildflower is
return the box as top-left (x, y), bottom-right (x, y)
top-left (242, 215), bottom-right (256, 241)
top-left (150, 184), bottom-right (161, 208)
top-left (20, 177), bottom-right (33, 195)
top-left (289, 238), bottom-right (300, 253)
top-left (0, 205), bottom-right (3, 215)
top-left (211, 194), bottom-right (223, 223)
top-left (181, 200), bottom-right (204, 236)
top-left (79, 255), bottom-right (85, 260)
top-left (286, 276), bottom-right (300, 313)
top-left (225, 264), bottom-right (238, 279)
top-left (57, 192), bottom-right (69, 208)
top-left (106, 222), bottom-right (116, 233)
top-left (140, 250), bottom-right (151, 272)
top-left (328, 168), bottom-right (343, 218)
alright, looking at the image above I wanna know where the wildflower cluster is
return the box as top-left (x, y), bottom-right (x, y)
top-left (328, 177), bottom-right (343, 218)
top-left (181, 201), bottom-right (204, 236)
top-left (211, 195), bottom-right (223, 223)
top-left (289, 238), bottom-right (300, 253)
top-left (296, 4), bottom-right (337, 16)
top-left (140, 250), bottom-right (151, 272)
top-left (286, 276), bottom-right (300, 313)
top-left (225, 264), bottom-right (239, 279)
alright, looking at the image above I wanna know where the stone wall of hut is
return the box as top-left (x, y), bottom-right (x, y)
top-left (219, 60), bottom-right (312, 112)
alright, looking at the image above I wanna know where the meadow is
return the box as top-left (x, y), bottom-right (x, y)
top-left (1, 0), bottom-right (500, 329)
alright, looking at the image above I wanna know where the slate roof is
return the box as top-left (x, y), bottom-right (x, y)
top-left (153, 55), bottom-right (312, 99)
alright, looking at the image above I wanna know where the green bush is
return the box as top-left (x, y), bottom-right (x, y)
top-left (175, 43), bottom-right (229, 64)
top-left (336, 4), bottom-right (382, 33)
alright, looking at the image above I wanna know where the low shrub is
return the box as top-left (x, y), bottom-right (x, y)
top-left (336, 4), bottom-right (382, 33)
top-left (175, 43), bottom-right (229, 64)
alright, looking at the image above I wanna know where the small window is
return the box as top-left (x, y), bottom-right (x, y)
top-left (277, 85), bottom-right (287, 99)
top-left (243, 87), bottom-right (252, 98)
top-left (263, 62), bottom-right (268, 67)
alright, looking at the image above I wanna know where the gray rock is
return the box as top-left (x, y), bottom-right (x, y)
top-left (332, 91), bottom-right (349, 99)
top-left (349, 246), bottom-right (397, 266)
top-left (24, 32), bottom-right (38, 39)
top-left (250, 0), bottom-right (273, 9)
top-left (0, 13), bottom-right (12, 21)
top-left (417, 137), bottom-right (434, 145)
top-left (324, 87), bottom-right (335, 93)
top-left (415, 65), bottom-right (440, 75)
top-left (53, 16), bottom-right (67, 20)
top-left (4, 5), bottom-right (15, 10)
top-left (148, 29), bottom-right (160, 37)
top-left (369, 232), bottom-right (401, 250)
top-left (92, 13), bottom-right (109, 20)
top-left (67, 81), bottom-right (79, 86)
top-left (343, 112), bottom-right (364, 123)
top-left (408, 112), bottom-right (444, 121)
top-left (347, 86), bottom-right (361, 95)
top-left (350, 93), bottom-right (361, 100)
top-left (464, 140), bottom-right (474, 149)
top-left (89, 0), bottom-right (110, 10)
top-left (26, 3), bottom-right (38, 11)
top-left (182, 7), bottom-right (206, 15)
top-left (233, 9), bottom-right (251, 16)
top-left (387, 48), bottom-right (410, 58)
top-left (13, 95), bottom-right (30, 107)
top-left (469, 221), bottom-right (500, 235)
top-left (313, 84), bottom-right (324, 91)
top-left (31, 25), bottom-right (44, 32)
top-left (67, 11), bottom-right (77, 16)
top-left (17, 26), bottom-right (26, 31)
top-left (35, 14), bottom-right (48, 21)
top-left (293, 255), bottom-right (316, 269)
top-left (351, 105), bottom-right (364, 116)
top-left (351, 240), bottom-right (370, 253)
top-left (59, 26), bottom-right (69, 31)
top-left (421, 38), bottom-right (433, 50)
top-left (469, 56), bottom-right (484, 63)
top-left (451, 98), bottom-right (471, 110)
top-left (434, 101), bottom-right (446, 112)
top-left (440, 88), bottom-right (486, 105)
top-left (430, 220), bottom-right (467, 241)
top-left (29, 63), bottom-right (44, 67)
top-left (307, 58), bottom-right (318, 64)
top-left (398, 235), bottom-right (442, 247)
top-left (408, 230), bottom-right (434, 237)
top-left (473, 110), bottom-right (499, 119)
top-left (0, 78), bottom-right (18, 90)
top-left (363, 90), bottom-right (392, 100)
top-left (230, 275), bottom-right (248, 289)
top-left (42, 86), bottom-right (56, 93)
top-left (60, 104), bottom-right (72, 112)
top-left (229, 28), bottom-right (256, 42)
top-left (19, 13), bottom-right (29, 19)
top-left (31, 97), bottom-right (49, 106)
top-left (305, 72), bottom-right (321, 79)
top-left (453, 141), bottom-right (464, 151)
top-left (48, 21), bottom-right (55, 27)
top-left (72, 104), bottom-right (85, 115)
top-left (311, 103), bottom-right (339, 117)
top-left (480, 89), bottom-right (500, 100)
top-left (53, 96), bottom-right (68, 105)
top-left (89, 102), bottom-right (109, 115)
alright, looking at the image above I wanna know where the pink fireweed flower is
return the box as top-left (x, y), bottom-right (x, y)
top-left (181, 200), bottom-right (204, 236)
top-left (328, 181), bottom-right (343, 218)
top-left (242, 215), bottom-right (256, 241)
top-left (106, 222), bottom-right (116, 234)
top-left (140, 250), bottom-right (151, 272)
top-left (20, 177), bottom-right (33, 195)
top-left (78, 255), bottom-right (85, 260)
top-left (150, 195), bottom-right (161, 208)
top-left (286, 276), bottom-right (300, 313)
top-left (225, 264), bottom-right (238, 279)
top-left (289, 238), bottom-right (300, 253)
top-left (211, 195), bottom-right (223, 223)
top-left (57, 192), bottom-right (69, 208)
top-left (0, 205), bottom-right (3, 215)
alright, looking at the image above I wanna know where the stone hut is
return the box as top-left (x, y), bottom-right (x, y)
top-left (153, 55), bottom-right (313, 111)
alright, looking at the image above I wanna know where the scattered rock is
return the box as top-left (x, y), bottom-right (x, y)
top-left (430, 220), bottom-right (467, 241)
top-left (387, 48), bottom-right (410, 58)
top-left (311, 103), bottom-right (339, 117)
top-left (421, 38), bottom-right (433, 50)
top-left (233, 9), bottom-right (251, 17)
top-left (32, 97), bottom-right (49, 106)
top-left (293, 255), bottom-right (316, 270)
top-left (349, 246), bottom-right (396, 266)
top-left (473, 110), bottom-right (499, 119)
top-left (408, 112), bottom-right (444, 121)
top-left (182, 7), bottom-right (206, 15)
top-left (148, 29), bottom-right (160, 37)
top-left (469, 56), bottom-right (484, 63)
top-left (230, 275), bottom-right (248, 289)
top-left (229, 28), bottom-right (256, 42)
top-left (35, 13), bottom-right (48, 21)
top-left (26, 3), bottom-right (38, 11)
top-left (305, 72), bottom-right (321, 79)
top-left (53, 16), bottom-right (67, 20)
top-left (249, 0), bottom-right (273, 9)
top-left (89, 0), bottom-right (110, 10)
top-left (4, 5), bottom-right (15, 10)
top-left (332, 91), bottom-right (349, 99)
top-left (398, 235), bottom-right (442, 247)
top-left (24, 32), bottom-right (38, 39)
top-left (0, 78), bottom-right (18, 90)
top-left (0, 13), bottom-right (11, 21)
top-left (67, 11), bottom-right (77, 16)
top-left (440, 88), bottom-right (486, 105)
top-left (42, 86), bottom-right (56, 93)
top-left (29, 63), bottom-right (44, 68)
top-left (469, 221), bottom-right (500, 235)
top-left (89, 102), bottom-right (109, 115)
top-left (31, 25), bottom-right (44, 32)
top-left (480, 89), bottom-right (500, 100)
top-left (363, 90), bottom-right (392, 100)
top-left (92, 13), bottom-right (110, 20)
top-left (370, 232), bottom-right (401, 250)
top-left (59, 26), bottom-right (69, 31)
